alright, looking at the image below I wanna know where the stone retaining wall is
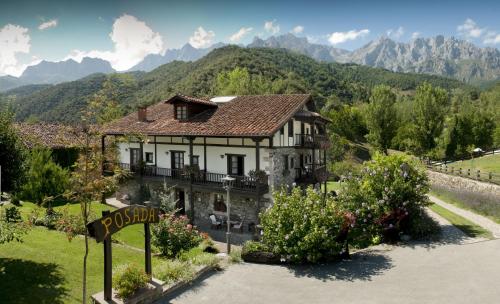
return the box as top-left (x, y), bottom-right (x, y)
top-left (427, 170), bottom-right (500, 201)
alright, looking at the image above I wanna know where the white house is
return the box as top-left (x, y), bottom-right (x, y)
top-left (103, 94), bottom-right (330, 227)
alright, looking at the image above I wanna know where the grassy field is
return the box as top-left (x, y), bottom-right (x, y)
top-left (0, 226), bottom-right (163, 304)
top-left (446, 154), bottom-right (500, 174)
top-left (16, 201), bottom-right (147, 249)
top-left (428, 204), bottom-right (493, 239)
top-left (430, 188), bottom-right (500, 224)
top-left (321, 181), bottom-right (342, 193)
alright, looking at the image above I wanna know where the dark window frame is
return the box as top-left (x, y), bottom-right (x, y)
top-left (288, 120), bottom-right (293, 137)
top-left (175, 104), bottom-right (188, 120)
top-left (214, 194), bottom-right (227, 212)
top-left (145, 152), bottom-right (154, 163)
top-left (226, 154), bottom-right (245, 176)
top-left (171, 150), bottom-right (184, 169)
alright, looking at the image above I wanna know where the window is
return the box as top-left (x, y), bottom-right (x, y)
top-left (290, 156), bottom-right (295, 169)
top-left (171, 151), bottom-right (184, 169)
top-left (175, 105), bottom-right (187, 120)
top-left (214, 194), bottom-right (227, 212)
top-left (283, 155), bottom-right (289, 170)
top-left (191, 155), bottom-right (199, 166)
top-left (280, 126), bottom-right (284, 135)
top-left (227, 154), bottom-right (244, 176)
top-left (145, 152), bottom-right (154, 163)
top-left (288, 120), bottom-right (293, 137)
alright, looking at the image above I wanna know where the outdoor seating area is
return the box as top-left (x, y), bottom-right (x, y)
top-left (208, 213), bottom-right (248, 233)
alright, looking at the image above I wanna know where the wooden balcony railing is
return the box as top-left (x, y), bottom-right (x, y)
top-left (294, 165), bottom-right (329, 184)
top-left (294, 134), bottom-right (330, 149)
top-left (120, 163), bottom-right (269, 192)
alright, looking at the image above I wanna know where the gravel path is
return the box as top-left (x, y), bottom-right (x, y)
top-left (428, 194), bottom-right (500, 238)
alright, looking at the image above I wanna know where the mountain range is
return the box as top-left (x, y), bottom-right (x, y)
top-left (0, 34), bottom-right (498, 93)
top-left (0, 46), bottom-right (469, 123)
top-left (0, 57), bottom-right (115, 92)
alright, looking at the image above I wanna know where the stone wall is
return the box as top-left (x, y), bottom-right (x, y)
top-left (427, 170), bottom-right (500, 202)
top-left (268, 147), bottom-right (296, 191)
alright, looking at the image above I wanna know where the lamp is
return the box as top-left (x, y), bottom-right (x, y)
top-left (220, 154), bottom-right (224, 159)
top-left (222, 175), bottom-right (235, 254)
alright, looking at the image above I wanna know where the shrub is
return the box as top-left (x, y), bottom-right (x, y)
top-left (21, 148), bottom-right (69, 205)
top-left (229, 247), bottom-right (242, 264)
top-left (151, 213), bottom-right (203, 257)
top-left (260, 187), bottom-right (349, 263)
top-left (242, 240), bottom-right (271, 254)
top-left (337, 153), bottom-right (433, 245)
top-left (241, 241), bottom-right (280, 264)
top-left (54, 205), bottom-right (97, 241)
top-left (4, 206), bottom-right (22, 223)
top-left (113, 263), bottom-right (150, 299)
top-left (155, 260), bottom-right (195, 284)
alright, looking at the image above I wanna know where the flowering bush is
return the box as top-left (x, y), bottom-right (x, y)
top-left (337, 153), bottom-right (432, 245)
top-left (260, 187), bottom-right (351, 263)
top-left (152, 213), bottom-right (203, 257)
top-left (113, 263), bottom-right (150, 299)
top-left (54, 205), bottom-right (97, 241)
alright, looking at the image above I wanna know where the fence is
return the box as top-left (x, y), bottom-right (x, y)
top-left (427, 164), bottom-right (500, 185)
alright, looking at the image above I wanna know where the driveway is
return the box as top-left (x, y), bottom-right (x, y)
top-left (157, 222), bottom-right (500, 304)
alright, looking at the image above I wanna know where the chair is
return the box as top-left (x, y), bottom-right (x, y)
top-left (231, 216), bottom-right (245, 233)
top-left (209, 214), bottom-right (222, 230)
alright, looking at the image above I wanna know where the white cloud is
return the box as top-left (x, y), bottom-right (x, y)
top-left (189, 26), bottom-right (215, 48)
top-left (292, 25), bottom-right (304, 34)
top-left (38, 19), bottom-right (58, 30)
top-left (386, 26), bottom-right (404, 39)
top-left (264, 20), bottom-right (280, 34)
top-left (484, 31), bottom-right (500, 44)
top-left (229, 27), bottom-right (253, 42)
top-left (328, 29), bottom-right (369, 45)
top-left (411, 32), bottom-right (421, 39)
top-left (63, 14), bottom-right (164, 71)
top-left (0, 24), bottom-right (31, 76)
top-left (457, 18), bottom-right (485, 39)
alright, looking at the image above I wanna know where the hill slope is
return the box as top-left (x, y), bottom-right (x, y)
top-left (3, 46), bottom-right (470, 123)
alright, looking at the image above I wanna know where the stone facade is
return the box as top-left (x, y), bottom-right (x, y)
top-left (268, 147), bottom-right (297, 191)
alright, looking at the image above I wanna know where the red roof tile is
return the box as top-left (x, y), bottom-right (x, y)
top-left (104, 94), bottom-right (322, 137)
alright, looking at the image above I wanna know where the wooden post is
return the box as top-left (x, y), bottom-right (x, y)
top-left (188, 137), bottom-right (195, 223)
top-left (101, 135), bottom-right (106, 204)
top-left (144, 223), bottom-right (152, 276)
top-left (154, 135), bottom-right (157, 169)
top-left (102, 210), bottom-right (112, 301)
top-left (253, 138), bottom-right (262, 224)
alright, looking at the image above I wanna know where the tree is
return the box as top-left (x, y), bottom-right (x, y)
top-left (412, 82), bottom-right (448, 155)
top-left (213, 67), bottom-right (272, 95)
top-left (364, 85), bottom-right (398, 154)
top-left (0, 110), bottom-right (26, 194)
top-left (21, 148), bottom-right (69, 205)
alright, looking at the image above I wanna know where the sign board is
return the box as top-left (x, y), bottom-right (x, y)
top-left (87, 205), bottom-right (159, 242)
top-left (87, 205), bottom-right (160, 301)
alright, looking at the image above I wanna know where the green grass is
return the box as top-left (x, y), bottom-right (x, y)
top-left (428, 204), bottom-right (493, 239)
top-left (0, 226), bottom-right (163, 304)
top-left (321, 181), bottom-right (342, 193)
top-left (15, 201), bottom-right (147, 249)
top-left (430, 189), bottom-right (500, 224)
top-left (447, 154), bottom-right (500, 174)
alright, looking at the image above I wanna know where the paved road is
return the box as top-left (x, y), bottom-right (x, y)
top-left (429, 194), bottom-right (500, 238)
top-left (158, 228), bottom-right (500, 303)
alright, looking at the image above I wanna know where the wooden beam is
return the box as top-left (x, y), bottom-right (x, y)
top-left (154, 135), bottom-right (157, 168)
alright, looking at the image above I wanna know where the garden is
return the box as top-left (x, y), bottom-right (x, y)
top-left (242, 153), bottom-right (440, 264)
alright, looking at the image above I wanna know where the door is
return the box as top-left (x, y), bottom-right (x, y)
top-left (175, 189), bottom-right (185, 215)
top-left (227, 155), bottom-right (244, 176)
top-left (171, 151), bottom-right (184, 178)
top-left (130, 148), bottom-right (140, 171)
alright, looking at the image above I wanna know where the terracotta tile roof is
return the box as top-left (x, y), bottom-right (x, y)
top-left (165, 94), bottom-right (218, 107)
top-left (14, 123), bottom-right (86, 149)
top-left (104, 94), bottom-right (318, 137)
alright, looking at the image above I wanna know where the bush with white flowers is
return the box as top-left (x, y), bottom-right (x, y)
top-left (260, 187), bottom-right (352, 263)
top-left (337, 152), bottom-right (432, 246)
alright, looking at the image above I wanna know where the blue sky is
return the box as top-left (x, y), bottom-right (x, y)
top-left (1, 0), bottom-right (499, 76)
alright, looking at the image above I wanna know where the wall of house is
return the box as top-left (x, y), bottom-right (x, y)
top-left (117, 137), bottom-right (270, 176)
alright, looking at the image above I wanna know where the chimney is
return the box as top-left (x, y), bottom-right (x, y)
top-left (138, 106), bottom-right (147, 122)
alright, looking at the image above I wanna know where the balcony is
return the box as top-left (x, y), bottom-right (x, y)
top-left (294, 134), bottom-right (331, 149)
top-left (119, 163), bottom-right (269, 194)
top-left (294, 165), bottom-right (329, 184)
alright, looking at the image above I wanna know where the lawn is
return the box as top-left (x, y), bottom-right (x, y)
top-left (0, 226), bottom-right (163, 304)
top-left (16, 201), bottom-right (147, 249)
top-left (428, 204), bottom-right (493, 239)
top-left (430, 188), bottom-right (500, 224)
top-left (321, 181), bottom-right (342, 193)
top-left (446, 154), bottom-right (500, 174)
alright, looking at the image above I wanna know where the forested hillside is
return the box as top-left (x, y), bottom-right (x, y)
top-left (0, 46), bottom-right (472, 123)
